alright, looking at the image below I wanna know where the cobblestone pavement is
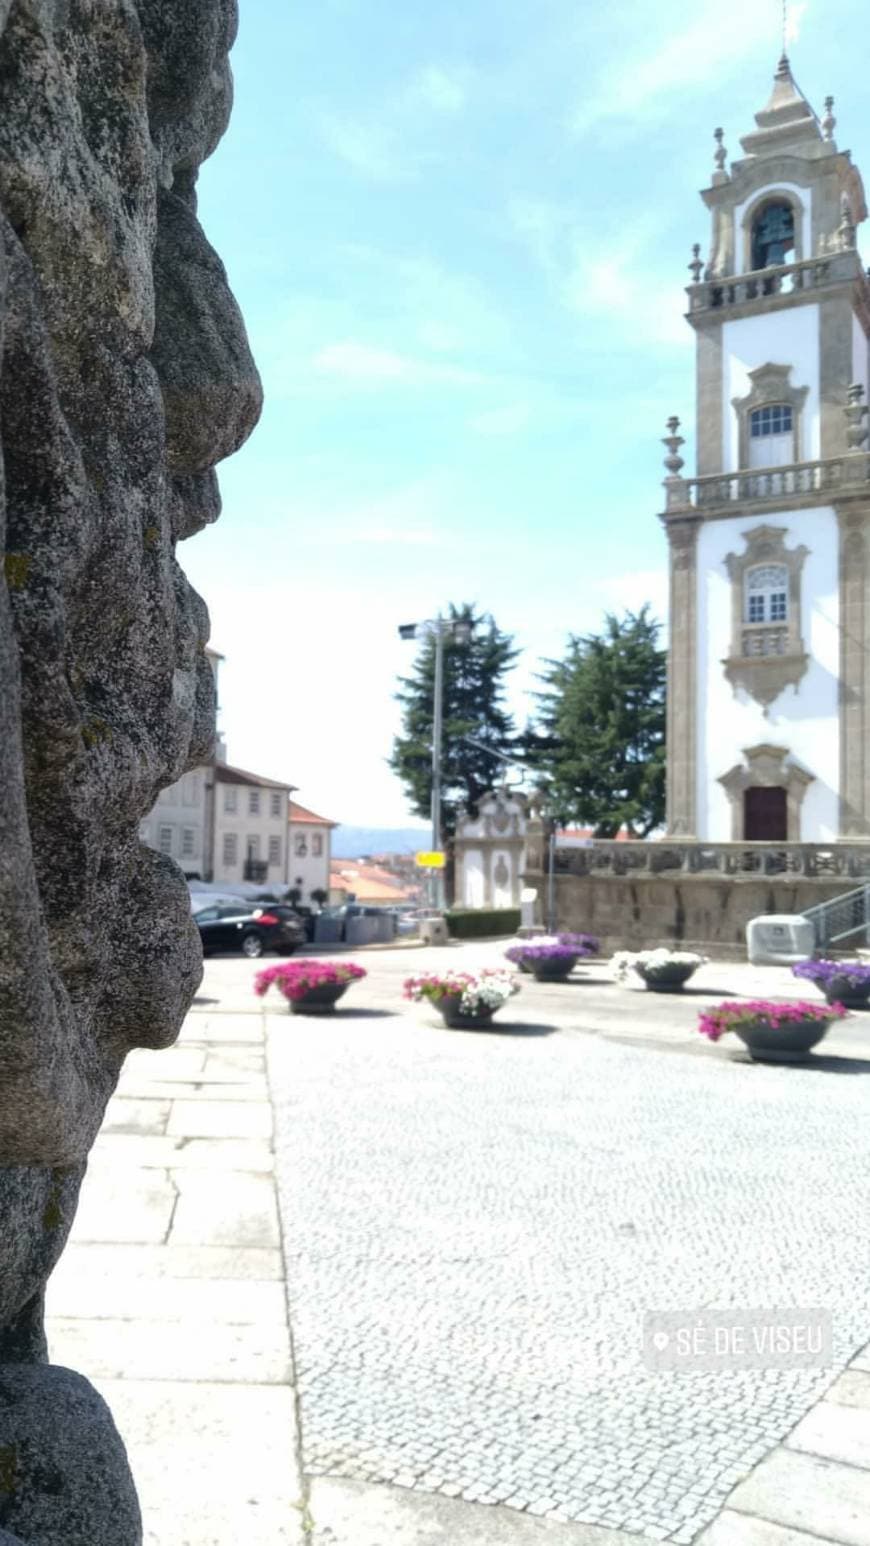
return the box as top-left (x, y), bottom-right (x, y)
top-left (266, 948), bottom-right (870, 1542)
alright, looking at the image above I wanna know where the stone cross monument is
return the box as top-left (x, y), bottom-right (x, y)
top-left (0, 3), bottom-right (261, 1541)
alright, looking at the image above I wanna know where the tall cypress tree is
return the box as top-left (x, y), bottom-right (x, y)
top-left (390, 603), bottom-right (519, 845)
top-left (532, 607), bottom-right (666, 837)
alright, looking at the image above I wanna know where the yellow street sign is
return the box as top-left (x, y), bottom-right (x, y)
top-left (416, 850), bottom-right (446, 869)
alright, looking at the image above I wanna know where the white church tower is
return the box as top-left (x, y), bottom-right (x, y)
top-left (662, 53), bottom-right (870, 844)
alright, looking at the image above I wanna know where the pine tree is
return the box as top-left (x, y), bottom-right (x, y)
top-left (532, 607), bottom-right (666, 837)
top-left (390, 603), bottom-right (519, 845)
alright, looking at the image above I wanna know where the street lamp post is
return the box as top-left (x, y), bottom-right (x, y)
top-left (398, 613), bottom-right (472, 911)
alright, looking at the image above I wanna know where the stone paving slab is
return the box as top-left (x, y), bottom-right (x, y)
top-left (785, 1399), bottom-right (870, 1469)
top-left (102, 1096), bottom-right (172, 1135)
top-left (58, 1241), bottom-right (285, 1280)
top-left (308, 1477), bottom-right (642, 1544)
top-left (116, 1076), bottom-right (270, 1102)
top-left (728, 1448), bottom-right (870, 1545)
top-left (72, 1164), bottom-right (177, 1243)
top-left (46, 1271), bottom-right (286, 1326)
top-left (169, 1170), bottom-right (281, 1248)
top-left (166, 1097), bottom-right (273, 1138)
top-left (179, 1012), bottom-right (265, 1043)
top-left (49, 1314), bottom-right (292, 1383)
top-left (95, 1379), bottom-right (304, 1546)
top-left (697, 1513), bottom-right (826, 1546)
top-left (91, 1133), bottom-right (275, 1172)
top-left (825, 1370), bottom-right (870, 1408)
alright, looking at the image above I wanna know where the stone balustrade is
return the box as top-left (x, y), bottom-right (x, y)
top-left (687, 251), bottom-right (865, 316)
top-left (664, 453), bottom-right (870, 514)
top-left (553, 841), bottom-right (870, 880)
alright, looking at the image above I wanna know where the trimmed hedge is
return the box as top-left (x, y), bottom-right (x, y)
top-left (446, 908), bottom-right (521, 939)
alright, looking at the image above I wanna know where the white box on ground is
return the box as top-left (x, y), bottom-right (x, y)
top-left (746, 914), bottom-right (815, 965)
top-left (420, 917), bottom-right (449, 946)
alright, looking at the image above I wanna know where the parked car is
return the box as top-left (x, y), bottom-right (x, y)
top-left (195, 903), bottom-right (306, 959)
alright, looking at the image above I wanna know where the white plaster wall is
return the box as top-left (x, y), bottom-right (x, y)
top-left (733, 183), bottom-right (812, 273)
top-left (462, 850), bottom-right (485, 908)
top-left (853, 314), bottom-right (869, 402)
top-left (695, 505), bottom-right (840, 841)
top-left (213, 783), bottom-right (290, 883)
top-left (722, 305), bottom-right (820, 470)
top-left (288, 826), bottom-right (332, 898)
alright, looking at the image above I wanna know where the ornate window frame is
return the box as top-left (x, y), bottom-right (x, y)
top-left (732, 364), bottom-right (809, 469)
top-left (718, 744), bottom-right (814, 841)
top-left (722, 525), bottom-right (809, 707)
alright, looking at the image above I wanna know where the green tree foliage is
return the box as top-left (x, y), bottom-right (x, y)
top-left (390, 603), bottom-right (519, 844)
top-left (532, 607), bottom-right (666, 837)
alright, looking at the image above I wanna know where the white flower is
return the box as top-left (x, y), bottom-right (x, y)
top-left (608, 948), bottom-right (706, 984)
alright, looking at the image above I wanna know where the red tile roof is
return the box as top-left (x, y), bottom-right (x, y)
top-left (289, 801), bottom-right (337, 828)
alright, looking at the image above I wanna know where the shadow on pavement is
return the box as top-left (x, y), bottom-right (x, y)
top-left (461, 1021), bottom-right (558, 1038)
top-left (729, 1050), bottom-right (870, 1075)
top-left (336, 1008), bottom-right (399, 1020)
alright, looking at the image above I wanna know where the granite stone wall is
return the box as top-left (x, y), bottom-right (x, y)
top-left (0, 3), bottom-right (261, 1540)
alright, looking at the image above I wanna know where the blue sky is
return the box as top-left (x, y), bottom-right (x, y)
top-left (182, 0), bottom-right (866, 826)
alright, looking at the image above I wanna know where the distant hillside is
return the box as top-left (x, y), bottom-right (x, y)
top-left (332, 826), bottom-right (429, 859)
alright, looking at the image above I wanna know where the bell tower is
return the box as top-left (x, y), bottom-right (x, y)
top-left (661, 54), bottom-right (870, 844)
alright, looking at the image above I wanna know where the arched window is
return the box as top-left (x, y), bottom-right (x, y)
top-left (751, 200), bottom-right (795, 270)
top-left (749, 403), bottom-right (794, 468)
top-left (745, 564), bottom-right (789, 626)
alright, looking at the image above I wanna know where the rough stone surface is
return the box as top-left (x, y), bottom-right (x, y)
top-left (0, 1366), bottom-right (142, 1545)
top-left (0, 1), bottom-right (261, 1541)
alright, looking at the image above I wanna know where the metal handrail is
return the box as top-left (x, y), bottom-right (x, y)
top-left (802, 884), bottom-right (870, 949)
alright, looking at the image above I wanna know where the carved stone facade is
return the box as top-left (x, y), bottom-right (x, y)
top-left (0, 4), bottom-right (261, 1542)
top-left (454, 790), bottom-right (529, 908)
top-left (718, 744), bottom-right (814, 840)
top-left (722, 524), bottom-right (809, 706)
top-left (661, 54), bottom-right (870, 843)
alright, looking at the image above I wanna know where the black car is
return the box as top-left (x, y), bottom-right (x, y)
top-left (195, 903), bottom-right (306, 959)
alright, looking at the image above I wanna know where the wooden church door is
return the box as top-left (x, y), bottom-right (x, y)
top-left (744, 786), bottom-right (788, 842)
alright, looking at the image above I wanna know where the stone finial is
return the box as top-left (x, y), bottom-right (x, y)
top-left (838, 191), bottom-right (856, 251)
top-left (822, 95), bottom-right (836, 142)
top-left (713, 126), bottom-right (728, 181)
top-left (845, 383), bottom-right (869, 451)
top-left (663, 416), bottom-right (685, 476)
top-left (688, 244), bottom-right (704, 284)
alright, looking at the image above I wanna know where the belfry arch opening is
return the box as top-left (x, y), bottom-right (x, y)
top-left (751, 199), bottom-right (796, 270)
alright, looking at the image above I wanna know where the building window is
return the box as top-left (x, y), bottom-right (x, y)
top-left (246, 836), bottom-right (260, 861)
top-left (182, 827), bottom-right (196, 858)
top-left (224, 786), bottom-right (237, 814)
top-left (312, 834), bottom-right (323, 857)
top-left (745, 564), bottom-right (789, 625)
top-left (294, 833), bottom-right (308, 857)
top-left (270, 791), bottom-right (282, 818)
top-left (249, 789), bottom-right (260, 815)
top-left (223, 832), bottom-right (238, 867)
top-left (749, 404), bottom-right (794, 469)
top-left (268, 836), bottom-right (281, 866)
top-left (158, 826), bottom-right (173, 855)
top-left (182, 772), bottom-right (199, 807)
top-left (751, 200), bottom-right (795, 270)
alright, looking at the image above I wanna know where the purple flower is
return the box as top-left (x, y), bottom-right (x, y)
top-left (505, 943), bottom-right (583, 963)
top-left (792, 959), bottom-right (870, 988)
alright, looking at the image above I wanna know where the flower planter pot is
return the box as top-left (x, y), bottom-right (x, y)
top-left (288, 982), bottom-right (349, 1015)
top-left (636, 963), bottom-right (698, 994)
top-left (819, 977), bottom-right (870, 1011)
top-left (437, 993), bottom-right (498, 1030)
top-left (530, 955), bottom-right (579, 982)
top-left (736, 1016), bottom-right (832, 1064)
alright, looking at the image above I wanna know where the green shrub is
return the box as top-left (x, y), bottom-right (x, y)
top-left (445, 908), bottom-right (521, 939)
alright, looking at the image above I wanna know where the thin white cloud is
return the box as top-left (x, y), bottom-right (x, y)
top-left (569, 0), bottom-right (810, 135)
top-left (312, 341), bottom-right (487, 388)
top-left (317, 111), bottom-right (418, 182)
top-left (469, 404), bottom-right (530, 436)
top-left (408, 65), bottom-right (468, 115)
top-left (595, 568), bottom-right (669, 624)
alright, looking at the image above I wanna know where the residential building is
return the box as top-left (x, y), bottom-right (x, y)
top-left (287, 802), bottom-right (338, 902)
top-left (140, 766), bottom-right (210, 879)
top-left (213, 764), bottom-right (295, 885)
top-left (662, 54), bottom-right (870, 842)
